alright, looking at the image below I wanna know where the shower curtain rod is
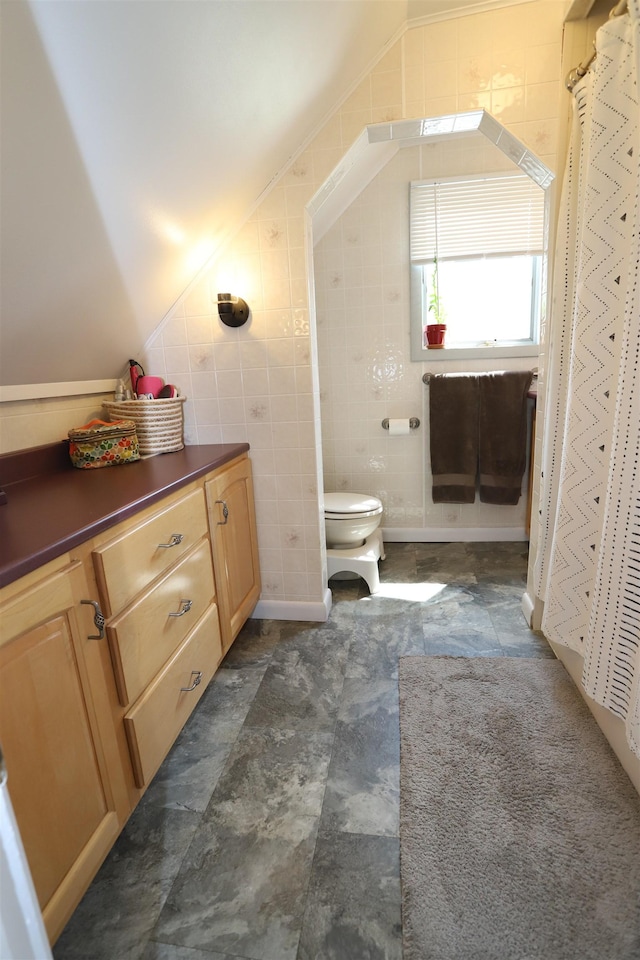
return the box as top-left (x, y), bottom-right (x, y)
top-left (565, 0), bottom-right (629, 92)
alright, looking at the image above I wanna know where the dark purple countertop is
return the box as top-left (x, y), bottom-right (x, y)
top-left (0, 442), bottom-right (249, 588)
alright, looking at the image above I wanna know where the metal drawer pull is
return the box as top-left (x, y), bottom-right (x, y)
top-left (169, 598), bottom-right (193, 618)
top-left (81, 599), bottom-right (106, 639)
top-left (158, 533), bottom-right (184, 548)
top-left (215, 499), bottom-right (229, 525)
top-left (181, 670), bottom-right (203, 692)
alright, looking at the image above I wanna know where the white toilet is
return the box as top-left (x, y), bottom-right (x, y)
top-left (324, 492), bottom-right (385, 593)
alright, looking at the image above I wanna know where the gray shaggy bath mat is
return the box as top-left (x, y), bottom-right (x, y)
top-left (399, 656), bottom-right (640, 960)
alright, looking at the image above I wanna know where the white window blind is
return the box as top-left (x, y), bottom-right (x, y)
top-left (410, 173), bottom-right (545, 262)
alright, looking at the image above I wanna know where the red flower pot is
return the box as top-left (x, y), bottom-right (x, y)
top-left (425, 324), bottom-right (446, 349)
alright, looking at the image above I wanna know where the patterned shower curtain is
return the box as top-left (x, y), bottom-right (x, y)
top-left (534, 2), bottom-right (640, 756)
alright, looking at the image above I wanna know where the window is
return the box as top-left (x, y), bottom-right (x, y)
top-left (409, 173), bottom-right (546, 360)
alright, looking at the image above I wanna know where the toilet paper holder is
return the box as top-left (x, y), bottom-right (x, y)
top-left (382, 418), bottom-right (420, 430)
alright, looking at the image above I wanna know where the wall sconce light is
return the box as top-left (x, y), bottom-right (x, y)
top-left (217, 293), bottom-right (250, 327)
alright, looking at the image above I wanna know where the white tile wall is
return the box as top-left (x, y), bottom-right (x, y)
top-left (314, 136), bottom-right (542, 533)
top-left (0, 393), bottom-right (116, 452)
top-left (2, 1), bottom-right (565, 607)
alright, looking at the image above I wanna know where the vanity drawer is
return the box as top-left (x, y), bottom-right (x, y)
top-left (93, 487), bottom-right (208, 616)
top-left (123, 604), bottom-right (222, 788)
top-left (106, 537), bottom-right (216, 706)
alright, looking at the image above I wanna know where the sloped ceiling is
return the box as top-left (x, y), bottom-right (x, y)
top-left (0, 0), bottom-right (518, 387)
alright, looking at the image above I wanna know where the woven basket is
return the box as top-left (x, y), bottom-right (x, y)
top-left (103, 397), bottom-right (186, 456)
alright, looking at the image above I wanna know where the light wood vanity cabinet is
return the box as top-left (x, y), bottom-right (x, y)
top-left (105, 537), bottom-right (217, 707)
top-left (0, 449), bottom-right (260, 946)
top-left (124, 604), bottom-right (221, 788)
top-left (206, 454), bottom-right (261, 652)
top-left (93, 486), bottom-right (224, 789)
top-left (0, 556), bottom-right (129, 943)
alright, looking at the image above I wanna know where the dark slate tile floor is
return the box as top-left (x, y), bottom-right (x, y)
top-left (53, 541), bottom-right (553, 960)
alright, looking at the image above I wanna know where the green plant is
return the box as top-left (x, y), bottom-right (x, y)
top-left (428, 255), bottom-right (446, 324)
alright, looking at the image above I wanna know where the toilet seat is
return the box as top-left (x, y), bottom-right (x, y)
top-left (324, 492), bottom-right (383, 519)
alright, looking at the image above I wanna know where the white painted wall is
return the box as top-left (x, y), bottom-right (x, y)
top-left (0, 1), bottom-right (137, 385)
top-left (1, 0), bottom-right (406, 386)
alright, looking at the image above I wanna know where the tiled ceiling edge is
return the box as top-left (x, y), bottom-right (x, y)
top-left (308, 132), bottom-right (398, 245)
top-left (565, 0), bottom-right (598, 20)
top-left (309, 109), bottom-right (555, 245)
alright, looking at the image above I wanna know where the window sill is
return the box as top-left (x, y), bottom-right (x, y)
top-left (412, 343), bottom-right (540, 363)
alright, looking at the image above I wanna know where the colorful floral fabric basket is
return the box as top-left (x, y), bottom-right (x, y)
top-left (68, 419), bottom-right (140, 469)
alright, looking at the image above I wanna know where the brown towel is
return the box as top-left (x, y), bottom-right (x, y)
top-left (478, 370), bottom-right (532, 505)
top-left (429, 374), bottom-right (479, 503)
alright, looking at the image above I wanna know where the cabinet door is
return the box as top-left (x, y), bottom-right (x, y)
top-left (0, 560), bottom-right (122, 944)
top-left (206, 456), bottom-right (261, 652)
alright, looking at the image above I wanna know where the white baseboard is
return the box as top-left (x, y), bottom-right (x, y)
top-left (250, 588), bottom-right (332, 623)
top-left (382, 526), bottom-right (528, 542)
top-left (521, 590), bottom-right (535, 627)
top-left (522, 590), bottom-right (545, 631)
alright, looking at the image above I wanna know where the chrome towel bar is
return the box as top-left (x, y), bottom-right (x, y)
top-left (423, 370), bottom-right (538, 384)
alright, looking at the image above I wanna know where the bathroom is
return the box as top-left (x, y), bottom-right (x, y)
top-left (0, 0), bottom-right (627, 704)
top-left (1, 1), bottom-right (566, 621)
top-left (313, 126), bottom-right (541, 548)
top-left (143, 0), bottom-right (562, 619)
top-left (2, 0), bottom-right (639, 953)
